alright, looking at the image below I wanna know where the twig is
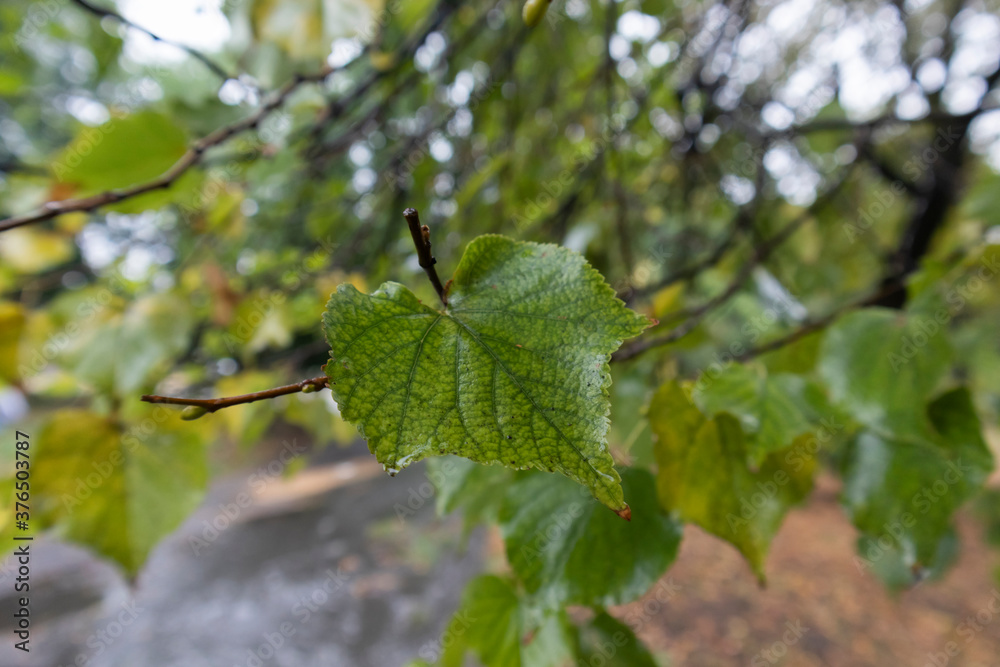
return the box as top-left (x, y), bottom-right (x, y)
top-left (0, 66), bottom-right (334, 233)
top-left (403, 208), bottom-right (448, 306)
top-left (141, 376), bottom-right (329, 413)
top-left (70, 0), bottom-right (236, 84)
top-left (735, 281), bottom-right (907, 361)
top-left (613, 168), bottom-right (853, 362)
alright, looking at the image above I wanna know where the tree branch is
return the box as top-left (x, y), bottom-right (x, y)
top-left (403, 208), bottom-right (448, 306)
top-left (0, 66), bottom-right (334, 233)
top-left (613, 169), bottom-right (853, 362)
top-left (735, 281), bottom-right (907, 361)
top-left (141, 376), bottom-right (329, 413)
top-left (69, 0), bottom-right (236, 84)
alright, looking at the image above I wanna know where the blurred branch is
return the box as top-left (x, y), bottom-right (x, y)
top-left (874, 60), bottom-right (1000, 308)
top-left (0, 158), bottom-right (45, 176)
top-left (69, 0), bottom-right (237, 84)
top-left (775, 106), bottom-right (998, 138)
top-left (857, 142), bottom-right (924, 196)
top-left (735, 280), bottom-right (907, 362)
top-left (613, 169), bottom-right (853, 362)
top-left (629, 156), bottom-right (767, 301)
top-left (628, 209), bottom-right (748, 301)
top-left (2, 1), bottom-right (462, 234)
top-left (0, 65), bottom-right (338, 233)
top-left (141, 376), bottom-right (330, 413)
top-left (306, 0), bottom-right (459, 149)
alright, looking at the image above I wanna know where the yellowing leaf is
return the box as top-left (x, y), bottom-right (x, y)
top-left (0, 228), bottom-right (74, 274)
top-left (0, 302), bottom-right (26, 383)
top-left (32, 410), bottom-right (208, 573)
top-left (651, 282), bottom-right (683, 319)
top-left (649, 381), bottom-right (815, 580)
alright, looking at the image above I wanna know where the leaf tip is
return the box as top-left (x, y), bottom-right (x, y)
top-left (614, 505), bottom-right (632, 521)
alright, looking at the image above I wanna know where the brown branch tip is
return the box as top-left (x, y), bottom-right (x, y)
top-left (403, 207), bottom-right (449, 307)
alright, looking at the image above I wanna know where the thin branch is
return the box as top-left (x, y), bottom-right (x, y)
top-left (70, 0), bottom-right (236, 83)
top-left (306, 0), bottom-right (458, 148)
top-left (735, 281), bottom-right (907, 362)
top-left (403, 208), bottom-right (448, 306)
top-left (0, 66), bottom-right (334, 233)
top-left (629, 165), bottom-right (763, 301)
top-left (141, 376), bottom-right (329, 413)
top-left (770, 106), bottom-right (998, 138)
top-left (613, 169), bottom-right (853, 362)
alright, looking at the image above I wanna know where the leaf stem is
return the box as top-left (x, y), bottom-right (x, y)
top-left (403, 208), bottom-right (449, 307)
top-left (141, 376), bottom-right (329, 413)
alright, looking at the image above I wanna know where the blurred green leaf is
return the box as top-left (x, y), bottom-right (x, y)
top-left (819, 308), bottom-right (952, 442)
top-left (499, 468), bottom-right (681, 608)
top-left (692, 363), bottom-right (830, 463)
top-left (439, 575), bottom-right (575, 667)
top-left (52, 111), bottom-right (194, 212)
top-left (67, 292), bottom-right (195, 395)
top-left (574, 611), bottom-right (659, 667)
top-left (843, 387), bottom-right (993, 587)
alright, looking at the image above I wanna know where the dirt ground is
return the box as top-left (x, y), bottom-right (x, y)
top-left (613, 474), bottom-right (1000, 667)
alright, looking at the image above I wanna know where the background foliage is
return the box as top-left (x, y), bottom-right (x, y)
top-left (1, 0), bottom-right (999, 663)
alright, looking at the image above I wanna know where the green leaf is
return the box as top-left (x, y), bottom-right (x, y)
top-left (323, 235), bottom-right (651, 512)
top-left (31, 410), bottom-right (208, 574)
top-left (692, 363), bottom-right (829, 462)
top-left (67, 293), bottom-right (195, 395)
top-left (844, 387), bottom-right (993, 586)
top-left (52, 111), bottom-right (197, 212)
top-left (818, 308), bottom-right (952, 442)
top-left (438, 575), bottom-right (575, 667)
top-left (649, 381), bottom-right (815, 580)
top-left (427, 455), bottom-right (511, 528)
top-left (574, 612), bottom-right (659, 667)
top-left (499, 468), bottom-right (681, 608)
